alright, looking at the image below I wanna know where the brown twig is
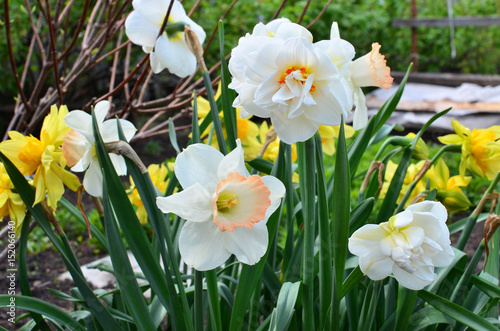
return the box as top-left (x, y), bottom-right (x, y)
top-left (272, 0), bottom-right (288, 20)
top-left (44, 0), bottom-right (64, 105)
top-left (297, 0), bottom-right (311, 24)
top-left (306, 0), bottom-right (332, 29)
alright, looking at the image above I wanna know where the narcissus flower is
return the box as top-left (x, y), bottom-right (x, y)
top-left (425, 159), bottom-right (472, 213)
top-left (319, 23), bottom-right (393, 129)
top-left (0, 163), bottom-right (26, 236)
top-left (156, 139), bottom-right (285, 270)
top-left (349, 201), bottom-right (454, 290)
top-left (128, 163), bottom-right (171, 224)
top-left (438, 120), bottom-right (500, 180)
top-left (380, 160), bottom-right (427, 207)
top-left (0, 105), bottom-right (80, 209)
top-left (229, 20), bottom-right (352, 144)
top-left (125, 0), bottom-right (206, 77)
top-left (62, 101), bottom-right (137, 197)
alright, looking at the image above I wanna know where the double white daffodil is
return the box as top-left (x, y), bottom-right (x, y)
top-left (156, 139), bottom-right (285, 271)
top-left (348, 201), bottom-right (454, 290)
top-left (228, 19), bottom-right (354, 144)
top-left (62, 101), bottom-right (137, 197)
top-left (125, 0), bottom-right (206, 77)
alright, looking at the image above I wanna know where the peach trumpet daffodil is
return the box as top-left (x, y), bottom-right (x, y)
top-left (319, 23), bottom-right (393, 129)
top-left (62, 101), bottom-right (137, 197)
top-left (0, 105), bottom-right (80, 210)
top-left (125, 0), bottom-right (206, 77)
top-left (156, 139), bottom-right (285, 271)
top-left (348, 201), bottom-right (454, 290)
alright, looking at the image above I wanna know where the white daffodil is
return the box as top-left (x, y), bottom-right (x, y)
top-left (125, 0), bottom-right (206, 77)
top-left (62, 101), bottom-right (137, 197)
top-left (229, 21), bottom-right (353, 144)
top-left (322, 22), bottom-right (393, 130)
top-left (348, 201), bottom-right (454, 291)
top-left (156, 139), bottom-right (285, 271)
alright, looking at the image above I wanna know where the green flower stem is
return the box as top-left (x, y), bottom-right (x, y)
top-left (205, 270), bottom-right (222, 331)
top-left (457, 171), bottom-right (500, 250)
top-left (282, 144), bottom-right (295, 273)
top-left (373, 136), bottom-right (408, 161)
top-left (194, 270), bottom-right (203, 331)
top-left (315, 134), bottom-right (332, 330)
top-left (297, 137), bottom-right (316, 331)
top-left (202, 71), bottom-right (227, 155)
top-left (430, 144), bottom-right (461, 163)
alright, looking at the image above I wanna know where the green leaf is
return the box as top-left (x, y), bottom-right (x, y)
top-left (268, 282), bottom-right (301, 331)
top-left (0, 152), bottom-right (121, 330)
top-left (0, 295), bottom-right (86, 331)
top-left (169, 117), bottom-right (181, 154)
top-left (418, 290), bottom-right (498, 331)
top-left (395, 286), bottom-right (417, 330)
top-left (218, 20), bottom-right (237, 151)
top-left (349, 198), bottom-right (374, 235)
top-left (92, 111), bottom-right (191, 330)
top-left (315, 134), bottom-right (332, 330)
top-left (191, 91), bottom-right (201, 144)
top-left (202, 70), bottom-right (227, 154)
top-left (331, 117), bottom-right (350, 330)
top-left (408, 306), bottom-right (454, 330)
top-left (297, 137), bottom-right (316, 331)
top-left (471, 273), bottom-right (500, 299)
top-left (101, 176), bottom-right (156, 331)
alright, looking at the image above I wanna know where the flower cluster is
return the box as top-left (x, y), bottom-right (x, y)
top-left (228, 19), bottom-right (393, 144)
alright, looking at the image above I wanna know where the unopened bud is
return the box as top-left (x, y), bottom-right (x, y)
top-left (185, 26), bottom-right (207, 73)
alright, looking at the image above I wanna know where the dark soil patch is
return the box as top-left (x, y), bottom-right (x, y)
top-left (0, 239), bottom-right (107, 330)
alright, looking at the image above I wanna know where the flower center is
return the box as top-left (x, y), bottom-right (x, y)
top-left (216, 191), bottom-right (239, 212)
top-left (278, 66), bottom-right (316, 93)
top-left (213, 172), bottom-right (271, 232)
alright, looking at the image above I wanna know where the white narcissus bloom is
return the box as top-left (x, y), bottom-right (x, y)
top-left (62, 101), bottom-right (137, 197)
top-left (323, 22), bottom-right (393, 130)
top-left (229, 19), bottom-right (353, 144)
top-left (156, 139), bottom-right (285, 271)
top-left (125, 0), bottom-right (206, 77)
top-left (348, 201), bottom-right (454, 291)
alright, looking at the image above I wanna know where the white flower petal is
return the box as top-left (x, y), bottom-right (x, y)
top-left (109, 154), bottom-right (127, 176)
top-left (217, 139), bottom-right (249, 179)
top-left (174, 143), bottom-right (223, 192)
top-left (155, 35), bottom-right (198, 78)
top-left (222, 221), bottom-right (268, 265)
top-left (64, 110), bottom-right (93, 141)
top-left (83, 157), bottom-right (103, 197)
top-left (156, 183), bottom-right (213, 223)
top-left (392, 264), bottom-right (435, 290)
top-left (94, 101), bottom-right (109, 124)
top-left (269, 111), bottom-right (320, 144)
top-left (359, 253), bottom-right (394, 280)
top-left (353, 87), bottom-right (368, 130)
top-left (261, 176), bottom-right (286, 221)
top-left (179, 220), bottom-right (231, 271)
top-left (349, 224), bottom-right (388, 256)
top-left (124, 11), bottom-right (159, 48)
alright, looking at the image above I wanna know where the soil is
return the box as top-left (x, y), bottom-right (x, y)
top-left (0, 239), bottom-right (107, 330)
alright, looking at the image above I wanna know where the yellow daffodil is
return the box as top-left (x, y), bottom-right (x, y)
top-left (318, 124), bottom-right (355, 156)
top-left (424, 159), bottom-right (472, 213)
top-left (0, 163), bottom-right (26, 236)
top-left (128, 163), bottom-right (171, 225)
top-left (438, 120), bottom-right (500, 180)
top-left (406, 133), bottom-right (429, 160)
top-left (0, 105), bottom-right (81, 209)
top-left (380, 160), bottom-right (427, 206)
